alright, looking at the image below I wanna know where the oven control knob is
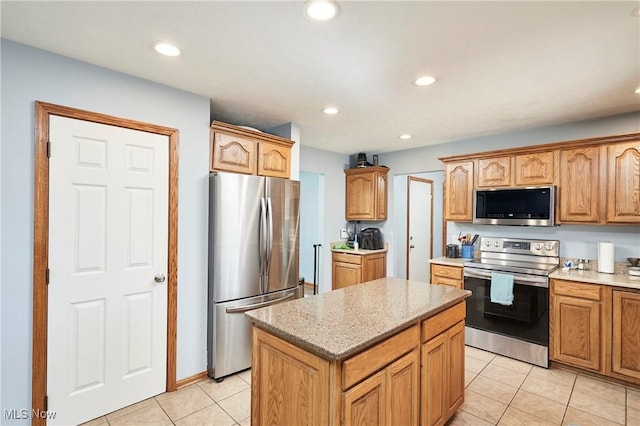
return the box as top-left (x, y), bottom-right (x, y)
top-left (535, 243), bottom-right (542, 251)
top-left (494, 241), bottom-right (500, 247)
top-left (545, 244), bottom-right (553, 251)
top-left (484, 240), bottom-right (491, 247)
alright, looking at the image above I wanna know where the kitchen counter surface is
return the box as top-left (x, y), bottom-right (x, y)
top-left (245, 277), bottom-right (470, 361)
top-left (330, 242), bottom-right (388, 254)
top-left (550, 267), bottom-right (640, 290)
top-left (429, 257), bottom-right (468, 267)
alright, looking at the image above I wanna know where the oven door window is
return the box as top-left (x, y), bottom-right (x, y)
top-left (465, 275), bottom-right (548, 346)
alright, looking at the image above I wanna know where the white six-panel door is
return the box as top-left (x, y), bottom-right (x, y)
top-left (47, 116), bottom-right (168, 425)
top-left (407, 177), bottom-right (433, 281)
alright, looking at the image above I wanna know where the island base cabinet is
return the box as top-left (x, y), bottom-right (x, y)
top-left (251, 327), bottom-right (330, 426)
top-left (421, 321), bottom-right (465, 426)
top-left (343, 350), bottom-right (419, 426)
top-left (611, 290), bottom-right (640, 383)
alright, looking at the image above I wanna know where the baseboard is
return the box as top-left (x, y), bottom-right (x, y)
top-left (175, 371), bottom-right (208, 389)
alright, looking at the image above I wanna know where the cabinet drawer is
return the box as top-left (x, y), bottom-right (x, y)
top-left (332, 252), bottom-right (362, 265)
top-left (342, 324), bottom-right (419, 390)
top-left (552, 279), bottom-right (602, 301)
top-left (431, 277), bottom-right (462, 288)
top-left (422, 302), bottom-right (466, 343)
top-left (432, 264), bottom-right (463, 280)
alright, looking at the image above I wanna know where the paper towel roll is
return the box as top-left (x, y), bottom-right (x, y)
top-left (598, 242), bottom-right (615, 274)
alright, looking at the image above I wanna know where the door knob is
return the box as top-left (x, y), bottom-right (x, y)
top-left (154, 274), bottom-right (166, 283)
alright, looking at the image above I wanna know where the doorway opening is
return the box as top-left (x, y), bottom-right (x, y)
top-left (299, 172), bottom-right (324, 295)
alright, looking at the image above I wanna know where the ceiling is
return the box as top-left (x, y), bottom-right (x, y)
top-left (2, 1), bottom-right (639, 154)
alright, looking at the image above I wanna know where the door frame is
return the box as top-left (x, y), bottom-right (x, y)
top-left (32, 101), bottom-right (179, 425)
top-left (406, 176), bottom-right (434, 279)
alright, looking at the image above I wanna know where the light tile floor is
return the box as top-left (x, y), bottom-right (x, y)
top-left (85, 347), bottom-right (639, 426)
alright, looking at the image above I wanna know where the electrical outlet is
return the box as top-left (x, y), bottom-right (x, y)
top-left (340, 228), bottom-right (349, 239)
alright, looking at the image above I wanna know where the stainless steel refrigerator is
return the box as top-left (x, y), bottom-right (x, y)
top-left (207, 171), bottom-right (301, 380)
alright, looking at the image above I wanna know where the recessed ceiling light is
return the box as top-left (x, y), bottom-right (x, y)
top-left (631, 5), bottom-right (640, 17)
top-left (399, 134), bottom-right (412, 140)
top-left (635, 87), bottom-right (640, 94)
top-left (322, 107), bottom-right (339, 115)
top-left (153, 42), bottom-right (181, 57)
top-left (415, 76), bottom-right (436, 86)
top-left (304, 1), bottom-right (340, 21)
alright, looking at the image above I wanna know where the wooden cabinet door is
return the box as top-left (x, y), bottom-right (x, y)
top-left (363, 253), bottom-right (386, 282)
top-left (252, 327), bottom-right (330, 426)
top-left (333, 261), bottom-right (362, 290)
top-left (444, 161), bottom-right (473, 221)
top-left (551, 294), bottom-right (601, 371)
top-left (446, 322), bottom-right (465, 418)
top-left (346, 172), bottom-right (376, 219)
top-left (386, 350), bottom-right (420, 426)
top-left (612, 290), bottom-right (640, 381)
top-left (514, 151), bottom-right (556, 186)
top-left (258, 140), bottom-right (290, 178)
top-left (211, 132), bottom-right (257, 174)
top-left (559, 147), bottom-right (601, 223)
top-left (343, 370), bottom-right (386, 426)
top-left (376, 171), bottom-right (388, 220)
top-left (345, 167), bottom-right (388, 220)
top-left (607, 141), bottom-right (640, 223)
top-left (477, 157), bottom-right (511, 187)
top-left (421, 332), bottom-right (447, 426)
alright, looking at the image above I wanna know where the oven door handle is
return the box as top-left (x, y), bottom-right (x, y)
top-left (464, 269), bottom-right (549, 288)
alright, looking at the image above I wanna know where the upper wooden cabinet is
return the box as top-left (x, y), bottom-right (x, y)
top-left (477, 156), bottom-right (511, 187)
top-left (210, 121), bottom-right (294, 178)
top-left (345, 166), bottom-right (388, 220)
top-left (607, 141), bottom-right (640, 223)
top-left (444, 161), bottom-right (473, 221)
top-left (514, 151), bottom-right (556, 186)
top-left (440, 133), bottom-right (639, 224)
top-left (559, 146), bottom-right (603, 223)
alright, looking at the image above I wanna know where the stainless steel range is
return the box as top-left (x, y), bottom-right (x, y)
top-left (463, 237), bottom-right (560, 368)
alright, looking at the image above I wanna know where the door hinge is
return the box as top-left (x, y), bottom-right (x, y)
top-left (44, 395), bottom-right (48, 411)
top-left (46, 268), bottom-right (50, 285)
top-left (46, 141), bottom-right (51, 158)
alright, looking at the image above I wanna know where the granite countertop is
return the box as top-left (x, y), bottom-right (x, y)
top-left (429, 257), bottom-right (468, 267)
top-left (550, 267), bottom-right (640, 290)
top-left (331, 242), bottom-right (388, 255)
top-left (245, 277), bottom-right (471, 361)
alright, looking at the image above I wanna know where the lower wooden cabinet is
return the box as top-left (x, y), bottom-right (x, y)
top-left (332, 251), bottom-right (387, 290)
top-left (550, 280), bottom-right (602, 372)
top-left (551, 279), bottom-right (640, 385)
top-left (430, 264), bottom-right (463, 289)
top-left (421, 304), bottom-right (465, 426)
top-left (252, 302), bottom-right (467, 426)
top-left (611, 289), bottom-right (640, 382)
top-left (344, 349), bottom-right (420, 426)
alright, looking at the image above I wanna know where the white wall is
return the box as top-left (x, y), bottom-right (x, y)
top-left (299, 146), bottom-right (349, 293)
top-left (0, 39), bottom-right (212, 421)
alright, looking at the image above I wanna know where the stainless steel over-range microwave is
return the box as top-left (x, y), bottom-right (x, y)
top-left (473, 186), bottom-right (556, 226)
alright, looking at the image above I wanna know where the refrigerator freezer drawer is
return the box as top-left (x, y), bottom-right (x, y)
top-left (208, 286), bottom-right (303, 379)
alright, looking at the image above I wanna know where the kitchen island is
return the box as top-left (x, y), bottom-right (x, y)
top-left (245, 277), bottom-right (471, 426)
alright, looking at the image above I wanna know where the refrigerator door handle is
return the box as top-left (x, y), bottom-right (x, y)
top-left (265, 197), bottom-right (273, 287)
top-left (225, 293), bottom-right (295, 314)
top-left (259, 197), bottom-right (268, 294)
